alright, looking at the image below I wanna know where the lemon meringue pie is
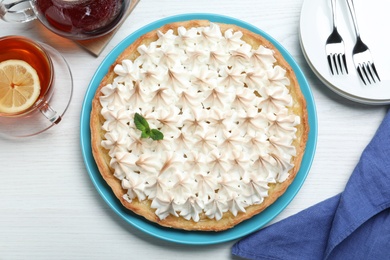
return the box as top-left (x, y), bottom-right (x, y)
top-left (90, 20), bottom-right (309, 231)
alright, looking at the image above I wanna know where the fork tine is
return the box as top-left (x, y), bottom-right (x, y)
top-left (361, 64), bottom-right (371, 84)
top-left (366, 62), bottom-right (376, 83)
top-left (342, 54), bottom-right (348, 74)
top-left (327, 55), bottom-right (334, 75)
top-left (332, 54), bottom-right (339, 74)
top-left (371, 62), bottom-right (380, 82)
top-left (356, 66), bottom-right (366, 85)
top-left (336, 54), bottom-right (344, 74)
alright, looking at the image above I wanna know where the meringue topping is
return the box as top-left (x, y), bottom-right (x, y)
top-left (99, 23), bottom-right (300, 222)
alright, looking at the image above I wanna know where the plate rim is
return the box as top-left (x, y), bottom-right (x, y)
top-left (80, 13), bottom-right (318, 245)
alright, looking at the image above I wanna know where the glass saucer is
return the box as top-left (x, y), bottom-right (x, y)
top-left (0, 43), bottom-right (73, 138)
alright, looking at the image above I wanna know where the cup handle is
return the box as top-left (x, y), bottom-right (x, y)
top-left (39, 102), bottom-right (61, 124)
top-left (0, 0), bottom-right (36, 22)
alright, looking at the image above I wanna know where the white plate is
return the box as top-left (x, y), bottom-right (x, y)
top-left (300, 0), bottom-right (390, 105)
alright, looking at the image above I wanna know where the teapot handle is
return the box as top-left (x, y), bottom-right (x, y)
top-left (0, 0), bottom-right (36, 23)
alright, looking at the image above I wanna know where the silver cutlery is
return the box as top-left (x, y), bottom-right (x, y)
top-left (326, 0), bottom-right (348, 75)
top-left (346, 0), bottom-right (380, 85)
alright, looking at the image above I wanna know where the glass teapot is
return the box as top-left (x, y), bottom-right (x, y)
top-left (0, 0), bottom-right (131, 40)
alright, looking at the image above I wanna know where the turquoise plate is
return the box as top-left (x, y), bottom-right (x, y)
top-left (80, 13), bottom-right (318, 245)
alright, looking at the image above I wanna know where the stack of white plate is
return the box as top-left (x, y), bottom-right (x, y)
top-left (299, 0), bottom-right (390, 105)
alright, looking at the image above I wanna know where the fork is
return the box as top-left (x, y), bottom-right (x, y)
top-left (346, 0), bottom-right (380, 85)
top-left (326, 0), bottom-right (348, 75)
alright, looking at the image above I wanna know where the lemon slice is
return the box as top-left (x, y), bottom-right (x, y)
top-left (0, 59), bottom-right (41, 114)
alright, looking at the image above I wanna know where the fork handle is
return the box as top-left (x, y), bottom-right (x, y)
top-left (346, 0), bottom-right (361, 38)
top-left (331, 0), bottom-right (337, 28)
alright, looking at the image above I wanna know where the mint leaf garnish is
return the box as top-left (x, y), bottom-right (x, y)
top-left (134, 113), bottom-right (163, 141)
top-left (150, 129), bottom-right (164, 140)
top-left (134, 113), bottom-right (150, 133)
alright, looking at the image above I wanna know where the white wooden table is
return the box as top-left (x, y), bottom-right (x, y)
top-left (0, 0), bottom-right (387, 259)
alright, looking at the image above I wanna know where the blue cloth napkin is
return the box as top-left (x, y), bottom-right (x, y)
top-left (232, 110), bottom-right (390, 260)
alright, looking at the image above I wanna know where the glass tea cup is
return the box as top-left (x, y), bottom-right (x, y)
top-left (0, 35), bottom-right (73, 138)
top-left (0, 0), bottom-right (131, 40)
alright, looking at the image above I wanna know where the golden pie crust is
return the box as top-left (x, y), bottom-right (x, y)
top-left (90, 20), bottom-right (309, 231)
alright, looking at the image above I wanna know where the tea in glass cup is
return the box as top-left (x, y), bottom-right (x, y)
top-left (0, 35), bottom-right (73, 138)
top-left (0, 0), bottom-right (131, 40)
top-left (0, 35), bottom-right (54, 118)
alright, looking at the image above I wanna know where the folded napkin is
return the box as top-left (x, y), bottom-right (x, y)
top-left (232, 110), bottom-right (390, 260)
